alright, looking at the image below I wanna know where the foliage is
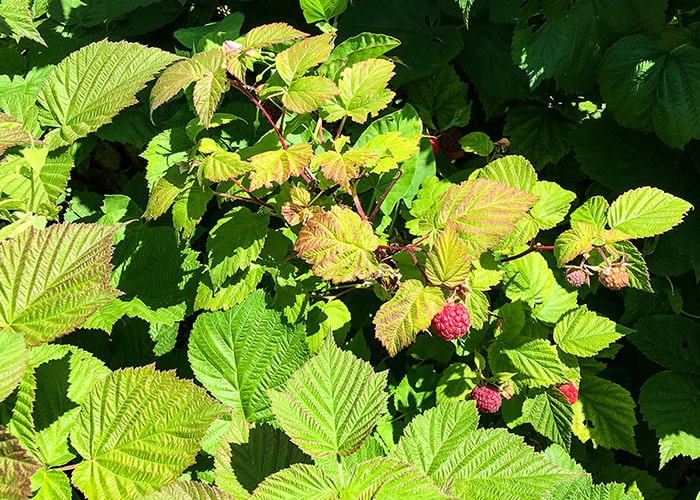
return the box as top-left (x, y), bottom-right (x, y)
top-left (0, 0), bottom-right (699, 498)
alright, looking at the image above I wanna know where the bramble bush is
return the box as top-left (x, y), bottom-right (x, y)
top-left (1, 0), bottom-right (699, 498)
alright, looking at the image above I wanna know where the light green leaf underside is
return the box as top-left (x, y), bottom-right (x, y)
top-left (70, 365), bottom-right (223, 500)
top-left (38, 40), bottom-right (179, 148)
top-left (268, 339), bottom-right (388, 458)
top-left (0, 425), bottom-right (41, 500)
top-left (0, 223), bottom-right (120, 345)
top-left (189, 290), bottom-right (308, 422)
top-left (0, 331), bottom-right (26, 403)
top-left (140, 481), bottom-right (236, 499)
top-left (522, 391), bottom-right (573, 450)
top-left (573, 375), bottom-right (637, 453)
top-left (373, 280), bottom-right (445, 356)
top-left (425, 226), bottom-right (471, 287)
top-left (294, 205), bottom-right (379, 284)
top-left (554, 306), bottom-right (623, 357)
top-left (639, 371), bottom-right (700, 466)
top-left (392, 401), bottom-right (479, 483)
top-left (607, 186), bottom-right (692, 239)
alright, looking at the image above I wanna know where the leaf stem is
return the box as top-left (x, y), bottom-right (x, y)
top-left (350, 184), bottom-right (367, 220)
top-left (368, 170), bottom-right (403, 223)
top-left (228, 76), bottom-right (288, 151)
top-left (376, 235), bottom-right (430, 253)
top-left (53, 463), bottom-right (77, 472)
top-left (499, 242), bottom-right (554, 263)
top-left (406, 247), bottom-right (430, 285)
top-left (335, 116), bottom-right (347, 140)
top-left (213, 181), bottom-right (275, 210)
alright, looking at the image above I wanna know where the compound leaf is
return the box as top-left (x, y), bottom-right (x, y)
top-left (268, 339), bottom-right (388, 457)
top-left (0, 224), bottom-right (120, 345)
top-left (70, 365), bottom-right (223, 500)
top-left (188, 290), bottom-right (309, 422)
top-left (248, 142), bottom-right (313, 190)
top-left (607, 186), bottom-right (692, 239)
top-left (373, 280), bottom-right (445, 356)
top-left (38, 40), bottom-right (179, 148)
top-left (554, 306), bottom-right (623, 357)
top-left (294, 206), bottom-right (379, 284)
top-left (500, 339), bottom-right (568, 388)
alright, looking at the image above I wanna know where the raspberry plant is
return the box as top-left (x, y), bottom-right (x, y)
top-left (1, 0), bottom-right (699, 498)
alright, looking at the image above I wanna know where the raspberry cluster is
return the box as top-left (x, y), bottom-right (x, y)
top-left (431, 303), bottom-right (471, 340)
top-left (471, 386), bottom-right (502, 413)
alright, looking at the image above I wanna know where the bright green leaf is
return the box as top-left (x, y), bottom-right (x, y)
top-left (460, 132), bottom-right (493, 156)
top-left (141, 481), bottom-right (235, 499)
top-left (425, 226), bottom-right (472, 287)
top-left (30, 468), bottom-right (71, 500)
top-left (321, 32), bottom-right (400, 81)
top-left (554, 306), bottom-right (623, 357)
top-left (248, 142), bottom-right (313, 189)
top-left (571, 196), bottom-right (609, 231)
top-left (201, 151), bottom-right (250, 182)
top-left (276, 33), bottom-right (334, 85)
top-left (530, 181), bottom-right (576, 229)
top-left (300, 0), bottom-right (348, 23)
top-left (282, 75), bottom-right (339, 114)
top-left (0, 331), bottom-right (26, 403)
top-left (554, 222), bottom-right (596, 266)
top-left (0, 0), bottom-right (45, 45)
top-left (250, 463), bottom-right (337, 499)
top-left (344, 457), bottom-right (450, 498)
top-left (478, 155), bottom-right (537, 193)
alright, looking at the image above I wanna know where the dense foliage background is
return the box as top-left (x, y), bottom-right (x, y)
top-left (1, 0), bottom-right (699, 498)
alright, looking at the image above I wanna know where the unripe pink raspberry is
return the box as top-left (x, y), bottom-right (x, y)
top-left (471, 386), bottom-right (502, 413)
top-left (556, 382), bottom-right (578, 404)
top-left (431, 303), bottom-right (470, 340)
top-left (565, 267), bottom-right (588, 287)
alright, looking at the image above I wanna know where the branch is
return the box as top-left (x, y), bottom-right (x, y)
top-left (368, 169), bottom-right (402, 223)
top-left (499, 243), bottom-right (554, 263)
top-left (228, 76), bottom-right (288, 151)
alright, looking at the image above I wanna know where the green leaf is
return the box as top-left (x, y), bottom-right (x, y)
top-left (572, 375), bottom-right (637, 453)
top-left (190, 49), bottom-right (228, 128)
top-left (460, 132), bottom-right (493, 156)
top-left (436, 363), bottom-right (480, 403)
top-left (629, 315), bottom-right (700, 374)
top-left (392, 401), bottom-right (479, 482)
top-left (554, 222), bottom-right (596, 266)
top-left (0, 425), bottom-right (41, 500)
top-left (373, 280), bottom-right (445, 356)
top-left (343, 457), bottom-right (450, 498)
top-left (639, 371), bottom-right (700, 466)
top-left (311, 148), bottom-right (376, 192)
top-left (571, 196), bottom-right (609, 232)
top-left (554, 306), bottom-right (623, 357)
top-left (478, 155), bottom-right (537, 192)
top-left (612, 240), bottom-right (652, 292)
top-left (300, 0), bottom-right (348, 23)
top-left (607, 186), bottom-right (693, 238)
top-left (425, 226), bottom-right (472, 287)
top-left (530, 181), bottom-right (576, 229)
top-left (406, 65), bottom-right (471, 130)
top-left (0, 224), bottom-right (120, 345)
top-left (276, 33), bottom-right (334, 85)
top-left (242, 23), bottom-right (308, 50)
top-left (522, 391), bottom-right (573, 450)
top-left (141, 127), bottom-right (191, 189)
top-left (305, 299), bottom-right (351, 354)
top-left (141, 482), bottom-right (235, 499)
top-left (282, 75), bottom-right (339, 114)
top-left (451, 428), bottom-right (583, 499)
top-left (248, 142), bottom-right (313, 190)
top-left (0, 331), bottom-right (26, 403)
top-left (268, 339), bottom-right (388, 457)
top-left (30, 468), bottom-right (71, 500)
top-left (503, 106), bottom-right (572, 167)
top-left (250, 463), bottom-right (337, 499)
top-left (171, 181), bottom-right (212, 240)
top-left (37, 40), bottom-right (179, 148)
top-left (321, 58), bottom-right (396, 124)
top-left (174, 12), bottom-right (244, 52)
top-left (499, 338), bottom-right (568, 388)
top-left (599, 32), bottom-right (700, 148)
top-left (207, 207), bottom-right (269, 289)
top-left (188, 290), bottom-right (309, 422)
top-left (0, 0), bottom-right (45, 45)
top-left (0, 113), bottom-right (34, 154)
top-left (70, 365), bottom-right (223, 500)
top-left (503, 252), bottom-right (577, 323)
top-left (321, 32), bottom-right (400, 81)
top-left (201, 151), bottom-right (250, 182)
top-left (195, 265), bottom-right (265, 312)
top-left (294, 206), bottom-right (379, 284)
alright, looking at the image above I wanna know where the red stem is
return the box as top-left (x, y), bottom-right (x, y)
top-left (213, 183), bottom-right (275, 210)
top-left (406, 247), bottom-right (430, 285)
top-left (499, 243), bottom-right (554, 263)
top-left (369, 170), bottom-right (402, 223)
top-left (377, 235), bottom-right (430, 253)
top-left (228, 77), bottom-right (288, 151)
top-left (351, 185), bottom-right (367, 220)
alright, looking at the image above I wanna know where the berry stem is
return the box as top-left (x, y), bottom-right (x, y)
top-left (406, 247), bottom-right (431, 284)
top-left (213, 179), bottom-right (275, 210)
top-left (377, 234), bottom-right (430, 252)
top-left (349, 184), bottom-right (367, 220)
top-left (499, 242), bottom-right (554, 262)
top-left (368, 169), bottom-right (403, 223)
top-left (595, 246), bottom-right (611, 267)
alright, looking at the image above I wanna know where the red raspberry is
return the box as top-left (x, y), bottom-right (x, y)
top-left (429, 136), bottom-right (440, 156)
top-left (438, 127), bottom-right (464, 159)
top-left (431, 303), bottom-right (470, 340)
top-left (471, 386), bottom-right (502, 413)
top-left (556, 382), bottom-right (578, 404)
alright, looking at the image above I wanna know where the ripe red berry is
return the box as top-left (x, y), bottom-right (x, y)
top-left (431, 303), bottom-right (471, 340)
top-left (438, 127), bottom-right (464, 159)
top-left (557, 382), bottom-right (578, 404)
top-left (429, 136), bottom-right (440, 156)
top-left (598, 266), bottom-right (629, 290)
top-left (471, 386), bottom-right (502, 413)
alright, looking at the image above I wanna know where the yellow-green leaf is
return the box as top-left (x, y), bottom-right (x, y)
top-left (248, 142), bottom-right (313, 190)
top-left (276, 33), bottom-right (334, 85)
top-left (282, 76), bottom-right (339, 114)
top-left (425, 226), bottom-right (471, 287)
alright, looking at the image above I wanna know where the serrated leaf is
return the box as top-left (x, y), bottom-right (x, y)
top-left (276, 33), bottom-right (334, 85)
top-left (191, 49), bottom-right (228, 128)
top-left (0, 224), bottom-right (120, 345)
top-left (70, 365), bottom-right (223, 500)
top-left (37, 40), bottom-right (179, 148)
top-left (243, 23), bottom-right (308, 50)
top-left (530, 181), bottom-right (576, 229)
top-left (0, 331), bottom-right (26, 403)
top-left (321, 58), bottom-right (396, 124)
top-left (344, 457), bottom-right (450, 499)
top-left (372, 280), bottom-right (445, 356)
top-left (599, 33), bottom-right (700, 148)
top-left (629, 315), bottom-right (700, 374)
top-left (30, 468), bottom-right (71, 500)
top-left (189, 290), bottom-right (309, 422)
top-left (639, 371), bottom-right (700, 466)
top-left (207, 207), bottom-right (269, 289)
top-left (294, 206), bottom-right (379, 284)
top-left (607, 186), bottom-right (693, 238)
top-left (282, 75), bottom-right (339, 114)
top-left (612, 240), bottom-right (652, 292)
top-left (195, 266), bottom-right (265, 312)
top-left (425, 226), bottom-right (472, 287)
top-left (321, 32), bottom-right (400, 81)
top-left (250, 463), bottom-right (337, 499)
top-left (436, 363), bottom-right (480, 403)
top-left (201, 151), bottom-right (250, 182)
top-left (0, 113), bottom-right (34, 154)
top-left (554, 222), bottom-right (596, 266)
top-left (311, 148), bottom-right (377, 192)
top-left (391, 401), bottom-right (479, 483)
top-left (503, 106), bottom-right (572, 167)
top-left (523, 391), bottom-right (573, 450)
top-left (459, 132), bottom-right (493, 156)
top-left (300, 0), bottom-right (348, 23)
top-left (141, 481), bottom-right (236, 499)
top-left (406, 65), bottom-right (471, 130)
top-left (248, 142), bottom-right (313, 190)
top-left (571, 196), bottom-right (609, 231)
top-left (478, 154), bottom-right (537, 192)
top-left (501, 339), bottom-right (568, 388)
top-left (554, 306), bottom-right (623, 357)
top-left (361, 130), bottom-right (420, 173)
top-left (172, 181), bottom-right (212, 240)
top-left (0, 0), bottom-right (45, 45)
top-left (0, 425), bottom-right (41, 500)
top-left (451, 428), bottom-right (582, 498)
top-left (150, 56), bottom-right (203, 114)
top-left (573, 375), bottom-right (637, 453)
top-left (268, 339), bottom-right (388, 457)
